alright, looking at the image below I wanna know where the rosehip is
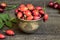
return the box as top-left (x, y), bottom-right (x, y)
top-left (19, 6), bottom-right (28, 12)
top-left (58, 4), bottom-right (60, 9)
top-left (21, 17), bottom-right (24, 20)
top-left (0, 34), bottom-right (5, 39)
top-left (53, 2), bottom-right (59, 9)
top-left (26, 16), bottom-right (33, 20)
top-left (33, 10), bottom-right (39, 16)
top-left (43, 14), bottom-right (48, 22)
top-left (0, 2), bottom-right (7, 9)
top-left (39, 10), bottom-right (44, 15)
top-left (36, 6), bottom-right (42, 10)
top-left (0, 8), bottom-right (4, 13)
top-left (33, 16), bottom-right (40, 20)
top-left (6, 30), bottom-right (15, 36)
top-left (48, 1), bottom-right (54, 7)
top-left (17, 12), bottom-right (22, 19)
top-left (19, 4), bottom-right (25, 8)
top-left (15, 9), bottom-right (18, 13)
top-left (24, 10), bottom-right (31, 16)
top-left (27, 4), bottom-right (34, 10)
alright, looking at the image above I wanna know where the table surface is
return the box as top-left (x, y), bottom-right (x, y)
top-left (0, 0), bottom-right (60, 40)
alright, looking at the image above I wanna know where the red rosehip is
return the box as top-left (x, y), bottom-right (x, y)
top-left (39, 10), bottom-right (44, 15)
top-left (48, 1), bottom-right (54, 7)
top-left (15, 9), bottom-right (18, 13)
top-left (36, 6), bottom-right (42, 10)
top-left (19, 6), bottom-right (28, 12)
top-left (43, 14), bottom-right (48, 22)
top-left (33, 16), bottom-right (40, 20)
top-left (0, 34), bottom-right (5, 39)
top-left (27, 4), bottom-right (34, 10)
top-left (17, 12), bottom-right (23, 19)
top-left (6, 30), bottom-right (15, 36)
top-left (19, 4), bottom-right (25, 8)
top-left (21, 17), bottom-right (24, 20)
top-left (58, 4), bottom-right (60, 9)
top-left (24, 10), bottom-right (31, 16)
top-left (0, 2), bottom-right (7, 9)
top-left (26, 16), bottom-right (33, 20)
top-left (0, 8), bottom-right (4, 13)
top-left (33, 10), bottom-right (39, 16)
top-left (53, 2), bottom-right (59, 9)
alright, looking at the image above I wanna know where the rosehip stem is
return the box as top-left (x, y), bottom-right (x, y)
top-left (43, 2), bottom-right (46, 14)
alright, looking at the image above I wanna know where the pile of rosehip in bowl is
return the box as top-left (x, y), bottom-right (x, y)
top-left (0, 2), bottom-right (7, 13)
top-left (48, 1), bottom-right (60, 10)
top-left (15, 4), bottom-right (48, 22)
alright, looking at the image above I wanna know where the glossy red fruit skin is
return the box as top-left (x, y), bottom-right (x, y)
top-left (19, 6), bottom-right (28, 12)
top-left (36, 6), bottom-right (42, 10)
top-left (53, 2), bottom-right (59, 9)
top-left (19, 4), bottom-right (25, 8)
top-left (43, 14), bottom-right (48, 22)
top-left (6, 30), bottom-right (15, 36)
top-left (58, 4), bottom-right (60, 10)
top-left (0, 2), bottom-right (7, 9)
top-left (48, 1), bottom-right (54, 7)
top-left (15, 9), bottom-right (18, 13)
top-left (39, 10), bottom-right (44, 15)
top-left (24, 10), bottom-right (31, 16)
top-left (33, 16), bottom-right (40, 20)
top-left (26, 16), bottom-right (33, 20)
top-left (0, 8), bottom-right (4, 13)
top-left (33, 10), bottom-right (39, 16)
top-left (0, 34), bottom-right (5, 39)
top-left (17, 12), bottom-right (22, 19)
top-left (27, 4), bottom-right (34, 10)
top-left (21, 17), bottom-right (24, 20)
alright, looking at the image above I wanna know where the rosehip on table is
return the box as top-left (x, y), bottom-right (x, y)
top-left (0, 34), bottom-right (5, 39)
top-left (48, 1), bottom-right (54, 7)
top-left (0, 2), bottom-right (7, 9)
top-left (43, 14), bottom-right (48, 22)
top-left (58, 4), bottom-right (60, 9)
top-left (0, 8), bottom-right (4, 13)
top-left (6, 30), bottom-right (15, 36)
top-left (33, 10), bottom-right (39, 16)
top-left (53, 2), bottom-right (59, 9)
top-left (17, 12), bottom-right (23, 19)
top-left (26, 4), bottom-right (34, 10)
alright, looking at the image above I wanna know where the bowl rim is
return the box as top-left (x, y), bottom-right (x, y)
top-left (18, 17), bottom-right (43, 22)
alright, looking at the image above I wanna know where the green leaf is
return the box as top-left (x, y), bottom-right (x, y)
top-left (5, 21), bottom-right (12, 28)
top-left (5, 4), bottom-right (18, 10)
top-left (4, 14), bottom-right (10, 20)
top-left (0, 14), bottom-right (7, 22)
top-left (10, 17), bottom-right (17, 23)
top-left (0, 19), bottom-right (4, 29)
top-left (0, 14), bottom-right (10, 21)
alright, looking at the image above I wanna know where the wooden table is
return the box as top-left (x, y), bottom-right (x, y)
top-left (0, 0), bottom-right (60, 40)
